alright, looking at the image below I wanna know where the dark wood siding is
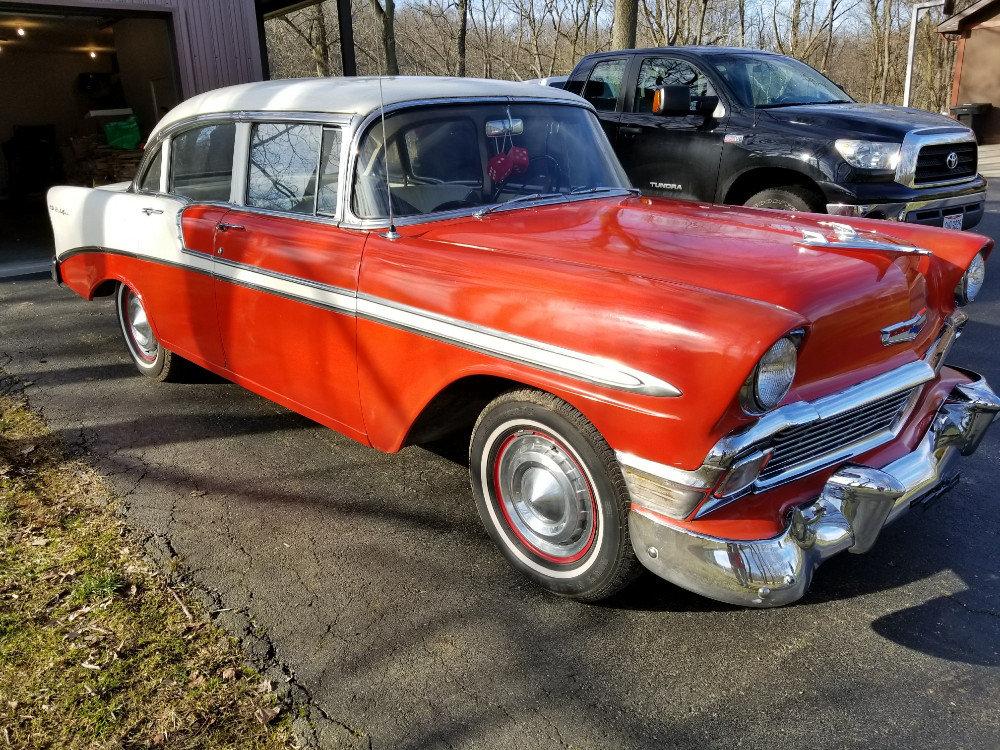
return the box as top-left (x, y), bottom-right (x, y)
top-left (11, 0), bottom-right (264, 97)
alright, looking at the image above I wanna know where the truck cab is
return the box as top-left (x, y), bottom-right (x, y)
top-left (566, 47), bottom-right (987, 230)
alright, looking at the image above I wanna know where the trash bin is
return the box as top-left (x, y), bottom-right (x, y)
top-left (950, 103), bottom-right (992, 140)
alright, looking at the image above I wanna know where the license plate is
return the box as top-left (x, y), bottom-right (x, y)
top-left (943, 213), bottom-right (964, 230)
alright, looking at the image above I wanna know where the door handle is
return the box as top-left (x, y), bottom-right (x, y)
top-left (217, 222), bottom-right (245, 232)
top-left (620, 125), bottom-right (643, 136)
top-left (141, 207), bottom-right (164, 215)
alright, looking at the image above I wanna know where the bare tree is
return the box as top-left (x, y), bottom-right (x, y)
top-left (613, 0), bottom-right (638, 48)
top-left (370, 0), bottom-right (401, 74)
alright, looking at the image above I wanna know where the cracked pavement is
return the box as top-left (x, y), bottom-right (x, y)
top-left (2, 191), bottom-right (999, 749)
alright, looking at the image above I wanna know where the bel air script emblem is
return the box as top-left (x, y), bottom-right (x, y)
top-left (946, 151), bottom-right (959, 170)
top-left (881, 310), bottom-right (927, 346)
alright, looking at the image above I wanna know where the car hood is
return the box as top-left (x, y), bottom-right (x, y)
top-left (762, 103), bottom-right (966, 141)
top-left (414, 196), bottom-right (990, 392)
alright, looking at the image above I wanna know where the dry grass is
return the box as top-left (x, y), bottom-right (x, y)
top-left (0, 396), bottom-right (297, 750)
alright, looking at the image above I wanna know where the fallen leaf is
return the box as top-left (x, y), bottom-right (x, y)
top-left (20, 444), bottom-right (36, 456)
top-left (254, 705), bottom-right (282, 724)
top-left (221, 667), bottom-right (237, 681)
top-left (190, 489), bottom-right (206, 497)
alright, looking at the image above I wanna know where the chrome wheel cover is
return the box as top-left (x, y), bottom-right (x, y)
top-left (120, 288), bottom-right (158, 363)
top-left (493, 430), bottom-right (596, 561)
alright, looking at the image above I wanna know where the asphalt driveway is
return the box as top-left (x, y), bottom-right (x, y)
top-left (2, 193), bottom-right (999, 749)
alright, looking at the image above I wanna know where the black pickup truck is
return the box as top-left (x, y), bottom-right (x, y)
top-left (564, 47), bottom-right (987, 229)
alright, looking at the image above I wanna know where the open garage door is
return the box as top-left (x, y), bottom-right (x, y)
top-left (0, 8), bottom-right (180, 277)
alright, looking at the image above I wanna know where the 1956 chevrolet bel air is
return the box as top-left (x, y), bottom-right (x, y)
top-left (48, 77), bottom-right (998, 606)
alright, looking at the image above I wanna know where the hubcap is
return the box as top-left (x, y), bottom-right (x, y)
top-left (493, 430), bottom-right (596, 562)
top-left (123, 290), bottom-right (157, 362)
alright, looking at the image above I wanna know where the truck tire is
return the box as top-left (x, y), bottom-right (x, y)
top-left (115, 284), bottom-right (189, 382)
top-left (744, 185), bottom-right (823, 213)
top-left (469, 389), bottom-right (642, 602)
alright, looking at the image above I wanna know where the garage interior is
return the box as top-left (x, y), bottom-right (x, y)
top-left (0, 8), bottom-right (180, 274)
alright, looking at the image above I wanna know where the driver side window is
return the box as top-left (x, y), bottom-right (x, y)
top-left (633, 58), bottom-right (715, 113)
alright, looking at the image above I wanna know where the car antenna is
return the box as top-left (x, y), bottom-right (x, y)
top-left (377, 75), bottom-right (400, 240)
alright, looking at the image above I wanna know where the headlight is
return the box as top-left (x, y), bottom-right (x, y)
top-left (742, 337), bottom-right (798, 414)
top-left (955, 252), bottom-right (986, 306)
top-left (834, 139), bottom-right (901, 171)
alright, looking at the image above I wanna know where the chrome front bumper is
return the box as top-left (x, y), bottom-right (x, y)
top-left (630, 371), bottom-right (1000, 607)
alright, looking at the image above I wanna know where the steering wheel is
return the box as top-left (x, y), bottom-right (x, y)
top-left (491, 154), bottom-right (562, 202)
top-left (430, 189), bottom-right (482, 213)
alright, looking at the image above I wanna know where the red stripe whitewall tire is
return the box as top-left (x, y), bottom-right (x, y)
top-left (115, 284), bottom-right (188, 383)
top-left (470, 389), bottom-right (641, 601)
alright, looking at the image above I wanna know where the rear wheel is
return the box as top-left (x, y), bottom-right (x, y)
top-left (744, 185), bottom-right (823, 213)
top-left (469, 390), bottom-right (641, 601)
top-left (115, 284), bottom-right (186, 381)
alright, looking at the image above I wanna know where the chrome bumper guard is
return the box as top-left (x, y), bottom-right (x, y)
top-left (630, 371), bottom-right (1000, 607)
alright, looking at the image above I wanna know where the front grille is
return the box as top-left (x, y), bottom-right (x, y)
top-left (914, 142), bottom-right (977, 184)
top-left (757, 388), bottom-right (915, 482)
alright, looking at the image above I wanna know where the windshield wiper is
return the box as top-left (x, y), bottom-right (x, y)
top-left (569, 186), bottom-right (642, 196)
top-left (474, 192), bottom-right (562, 218)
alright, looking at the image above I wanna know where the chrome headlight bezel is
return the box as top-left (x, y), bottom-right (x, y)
top-left (955, 252), bottom-right (986, 306)
top-left (834, 139), bottom-right (902, 171)
top-left (741, 335), bottom-right (800, 415)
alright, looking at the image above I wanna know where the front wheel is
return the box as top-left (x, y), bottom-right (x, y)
top-left (743, 185), bottom-right (823, 213)
top-left (115, 284), bottom-right (187, 382)
top-left (469, 390), bottom-right (641, 601)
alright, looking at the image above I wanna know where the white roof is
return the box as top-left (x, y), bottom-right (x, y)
top-left (150, 76), bottom-right (585, 139)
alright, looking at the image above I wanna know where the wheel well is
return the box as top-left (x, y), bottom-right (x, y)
top-left (403, 375), bottom-right (536, 448)
top-left (90, 280), bottom-right (120, 299)
top-left (723, 168), bottom-right (824, 207)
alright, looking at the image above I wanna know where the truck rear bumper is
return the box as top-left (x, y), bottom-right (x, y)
top-left (827, 191), bottom-right (986, 230)
top-left (629, 370), bottom-right (999, 607)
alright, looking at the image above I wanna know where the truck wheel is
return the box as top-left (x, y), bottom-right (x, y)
top-left (115, 284), bottom-right (186, 382)
top-left (744, 185), bottom-right (823, 213)
top-left (469, 389), bottom-right (641, 601)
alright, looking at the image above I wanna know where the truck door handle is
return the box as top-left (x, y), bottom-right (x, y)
top-left (141, 207), bottom-right (164, 215)
top-left (217, 222), bottom-right (245, 232)
top-left (620, 125), bottom-right (643, 136)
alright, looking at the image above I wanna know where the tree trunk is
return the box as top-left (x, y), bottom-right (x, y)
top-left (457, 0), bottom-right (469, 76)
top-left (612, 0), bottom-right (638, 49)
top-left (370, 0), bottom-right (400, 75)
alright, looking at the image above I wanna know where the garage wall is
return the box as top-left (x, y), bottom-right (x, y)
top-left (0, 48), bottom-right (112, 144)
top-left (956, 22), bottom-right (1000, 144)
top-left (13, 0), bottom-right (265, 98)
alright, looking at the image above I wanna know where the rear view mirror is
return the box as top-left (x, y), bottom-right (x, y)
top-left (652, 86), bottom-right (691, 116)
top-left (486, 118), bottom-right (524, 137)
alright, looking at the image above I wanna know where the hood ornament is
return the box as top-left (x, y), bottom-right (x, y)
top-left (881, 309), bottom-right (927, 346)
top-left (799, 221), bottom-right (931, 256)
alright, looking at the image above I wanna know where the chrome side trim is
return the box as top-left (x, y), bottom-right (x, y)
top-left (799, 221), bottom-right (931, 256)
top-left (895, 127), bottom-right (978, 188)
top-left (64, 245), bottom-right (680, 398)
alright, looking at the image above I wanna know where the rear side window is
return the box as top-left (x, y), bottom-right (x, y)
top-left (137, 147), bottom-right (162, 193)
top-left (582, 59), bottom-right (626, 112)
top-left (634, 57), bottom-right (716, 113)
top-left (247, 122), bottom-right (323, 214)
top-left (170, 123), bottom-right (236, 202)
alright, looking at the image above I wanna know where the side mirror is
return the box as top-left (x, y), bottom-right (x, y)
top-left (652, 85), bottom-right (691, 116)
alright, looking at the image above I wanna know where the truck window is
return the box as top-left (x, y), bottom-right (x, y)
top-left (582, 59), bottom-right (626, 112)
top-left (633, 58), bottom-right (715, 113)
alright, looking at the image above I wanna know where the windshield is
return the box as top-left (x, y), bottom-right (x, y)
top-left (351, 102), bottom-right (629, 220)
top-left (710, 54), bottom-right (852, 109)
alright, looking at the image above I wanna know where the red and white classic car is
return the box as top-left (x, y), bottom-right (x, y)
top-left (48, 77), bottom-right (998, 607)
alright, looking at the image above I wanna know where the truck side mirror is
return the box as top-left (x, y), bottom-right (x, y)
top-left (652, 85), bottom-right (691, 116)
